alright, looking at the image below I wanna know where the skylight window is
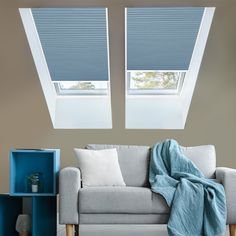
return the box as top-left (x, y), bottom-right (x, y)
top-left (128, 71), bottom-right (186, 95)
top-left (31, 8), bottom-right (110, 96)
top-left (125, 7), bottom-right (204, 96)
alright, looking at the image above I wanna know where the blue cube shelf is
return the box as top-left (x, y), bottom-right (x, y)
top-left (6, 148), bottom-right (60, 236)
top-left (10, 149), bottom-right (60, 196)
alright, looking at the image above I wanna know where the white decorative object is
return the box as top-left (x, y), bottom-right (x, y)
top-left (15, 214), bottom-right (31, 234)
top-left (32, 184), bottom-right (38, 193)
top-left (74, 148), bottom-right (126, 187)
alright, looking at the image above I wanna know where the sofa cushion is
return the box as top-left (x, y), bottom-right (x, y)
top-left (79, 187), bottom-right (169, 214)
top-left (79, 214), bottom-right (169, 224)
top-left (74, 148), bottom-right (126, 187)
top-left (86, 144), bottom-right (150, 187)
top-left (181, 145), bottom-right (216, 178)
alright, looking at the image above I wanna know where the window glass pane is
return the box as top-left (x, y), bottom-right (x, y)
top-left (129, 71), bottom-right (183, 90)
top-left (54, 81), bottom-right (108, 95)
top-left (58, 81), bottom-right (108, 90)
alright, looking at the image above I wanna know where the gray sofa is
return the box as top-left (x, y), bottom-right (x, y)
top-left (59, 144), bottom-right (236, 236)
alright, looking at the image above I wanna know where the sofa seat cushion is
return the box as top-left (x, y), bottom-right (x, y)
top-left (79, 214), bottom-right (169, 224)
top-left (79, 187), bottom-right (169, 214)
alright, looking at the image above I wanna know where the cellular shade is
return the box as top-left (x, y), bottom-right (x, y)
top-left (126, 7), bottom-right (204, 71)
top-left (32, 8), bottom-right (109, 81)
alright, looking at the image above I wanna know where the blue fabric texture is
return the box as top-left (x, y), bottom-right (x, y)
top-left (149, 139), bottom-right (226, 236)
top-left (127, 7), bottom-right (204, 70)
top-left (32, 8), bottom-right (109, 82)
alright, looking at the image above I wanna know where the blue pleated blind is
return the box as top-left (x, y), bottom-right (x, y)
top-left (32, 8), bottom-right (109, 81)
top-left (127, 7), bottom-right (204, 71)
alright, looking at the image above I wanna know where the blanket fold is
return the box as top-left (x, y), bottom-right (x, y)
top-left (149, 139), bottom-right (226, 236)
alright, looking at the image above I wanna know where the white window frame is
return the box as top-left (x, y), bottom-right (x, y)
top-left (125, 7), bottom-right (215, 129)
top-left (19, 8), bottom-right (112, 129)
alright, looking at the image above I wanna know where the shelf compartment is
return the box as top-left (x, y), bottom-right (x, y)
top-left (10, 149), bottom-right (60, 196)
top-left (0, 194), bottom-right (22, 236)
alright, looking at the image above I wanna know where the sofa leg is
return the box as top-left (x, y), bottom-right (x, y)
top-left (66, 224), bottom-right (73, 236)
top-left (230, 224), bottom-right (236, 236)
top-left (74, 225), bottom-right (79, 236)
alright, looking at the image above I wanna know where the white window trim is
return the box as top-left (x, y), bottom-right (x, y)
top-left (19, 8), bottom-right (57, 126)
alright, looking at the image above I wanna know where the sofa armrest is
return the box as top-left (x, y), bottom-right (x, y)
top-left (59, 167), bottom-right (81, 225)
top-left (216, 167), bottom-right (236, 224)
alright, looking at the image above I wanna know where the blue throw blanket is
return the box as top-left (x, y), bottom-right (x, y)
top-left (149, 139), bottom-right (226, 236)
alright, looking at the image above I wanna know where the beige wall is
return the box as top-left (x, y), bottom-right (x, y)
top-left (0, 0), bottom-right (236, 192)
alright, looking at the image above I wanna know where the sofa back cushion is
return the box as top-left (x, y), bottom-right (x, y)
top-left (181, 145), bottom-right (216, 178)
top-left (86, 144), bottom-right (216, 186)
top-left (86, 144), bottom-right (150, 187)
